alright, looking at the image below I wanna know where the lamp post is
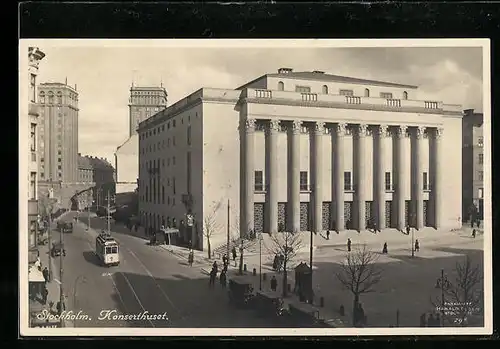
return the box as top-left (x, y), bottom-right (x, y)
top-left (259, 232), bottom-right (263, 291)
top-left (47, 177), bottom-right (54, 281)
top-left (435, 268), bottom-right (450, 326)
top-left (410, 213), bottom-right (415, 257)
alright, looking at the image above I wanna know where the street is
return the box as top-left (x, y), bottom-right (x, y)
top-left (57, 212), bottom-right (278, 328)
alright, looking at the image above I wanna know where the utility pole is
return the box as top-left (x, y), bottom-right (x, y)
top-left (226, 199), bottom-right (230, 260)
top-left (47, 177), bottom-right (53, 281)
top-left (259, 232), bottom-right (262, 291)
top-left (440, 268), bottom-right (445, 327)
top-left (107, 190), bottom-right (111, 234)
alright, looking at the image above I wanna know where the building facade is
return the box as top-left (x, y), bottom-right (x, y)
top-left (76, 154), bottom-right (96, 210)
top-left (138, 68), bottom-right (463, 251)
top-left (115, 85), bottom-right (168, 195)
top-left (462, 109), bottom-right (484, 221)
top-left (27, 47), bottom-right (45, 252)
top-left (86, 156), bottom-right (116, 208)
top-left (37, 82), bottom-right (79, 183)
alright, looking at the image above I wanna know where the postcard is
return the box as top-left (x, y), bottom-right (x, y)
top-left (19, 38), bottom-right (491, 337)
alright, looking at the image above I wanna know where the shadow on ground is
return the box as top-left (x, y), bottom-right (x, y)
top-left (82, 251), bottom-right (101, 266)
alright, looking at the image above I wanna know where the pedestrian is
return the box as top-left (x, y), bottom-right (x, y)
top-left (222, 254), bottom-right (228, 269)
top-left (272, 254), bottom-right (279, 271)
top-left (420, 313), bottom-right (427, 327)
top-left (427, 313), bottom-right (435, 327)
top-left (472, 229), bottom-right (476, 238)
top-left (326, 230), bottom-right (330, 240)
top-left (270, 275), bottom-right (277, 292)
top-left (209, 268), bottom-right (216, 288)
top-left (347, 238), bottom-right (352, 252)
top-left (382, 242), bottom-right (388, 254)
top-left (219, 270), bottom-right (227, 288)
top-left (212, 261), bottom-right (218, 275)
top-left (41, 285), bottom-right (48, 305)
top-left (470, 218), bottom-right (475, 228)
top-left (231, 246), bottom-right (237, 266)
top-left (414, 239), bottom-right (420, 252)
top-left (406, 225), bottom-right (411, 236)
top-left (42, 267), bottom-right (49, 283)
top-left (476, 219), bottom-right (480, 228)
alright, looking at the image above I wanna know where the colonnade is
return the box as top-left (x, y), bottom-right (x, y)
top-left (240, 118), bottom-right (443, 234)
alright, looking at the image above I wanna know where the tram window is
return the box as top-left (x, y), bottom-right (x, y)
top-left (105, 247), bottom-right (112, 254)
top-left (111, 246), bottom-right (118, 254)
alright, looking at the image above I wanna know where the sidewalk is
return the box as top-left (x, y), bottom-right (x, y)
top-left (32, 211), bottom-right (74, 327)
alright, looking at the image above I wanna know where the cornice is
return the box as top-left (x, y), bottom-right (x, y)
top-left (242, 97), bottom-right (463, 116)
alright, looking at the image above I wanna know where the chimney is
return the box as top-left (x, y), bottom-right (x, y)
top-left (278, 68), bottom-right (293, 74)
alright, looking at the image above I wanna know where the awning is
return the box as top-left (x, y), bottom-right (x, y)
top-left (160, 228), bottom-right (180, 235)
top-left (29, 265), bottom-right (45, 283)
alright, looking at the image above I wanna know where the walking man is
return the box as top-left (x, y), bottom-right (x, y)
top-left (472, 229), bottom-right (476, 238)
top-left (231, 246), bottom-right (237, 267)
top-left (347, 238), bottom-right (352, 252)
top-left (270, 275), bottom-right (278, 292)
top-left (414, 239), bottom-right (420, 252)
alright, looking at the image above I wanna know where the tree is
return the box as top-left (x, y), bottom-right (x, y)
top-left (266, 231), bottom-right (304, 297)
top-left (336, 244), bottom-right (383, 326)
top-left (203, 200), bottom-right (222, 259)
top-left (431, 255), bottom-right (483, 327)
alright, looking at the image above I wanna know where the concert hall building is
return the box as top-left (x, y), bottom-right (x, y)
top-left (137, 68), bottom-right (463, 251)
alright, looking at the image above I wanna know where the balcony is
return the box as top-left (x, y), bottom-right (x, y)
top-left (28, 103), bottom-right (39, 117)
top-left (28, 199), bottom-right (38, 216)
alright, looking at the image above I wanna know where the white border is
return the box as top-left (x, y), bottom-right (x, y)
top-left (19, 38), bottom-right (492, 337)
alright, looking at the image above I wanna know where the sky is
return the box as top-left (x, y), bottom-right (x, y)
top-left (30, 41), bottom-right (485, 164)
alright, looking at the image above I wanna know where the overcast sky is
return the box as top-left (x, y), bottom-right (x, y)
top-left (31, 42), bottom-right (484, 163)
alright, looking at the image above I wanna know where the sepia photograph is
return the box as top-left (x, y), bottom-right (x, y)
top-left (19, 39), bottom-right (491, 337)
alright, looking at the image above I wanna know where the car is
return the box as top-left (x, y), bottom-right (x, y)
top-left (50, 242), bottom-right (66, 257)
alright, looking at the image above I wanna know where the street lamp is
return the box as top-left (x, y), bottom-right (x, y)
top-left (410, 213), bottom-right (416, 257)
top-left (435, 268), bottom-right (451, 326)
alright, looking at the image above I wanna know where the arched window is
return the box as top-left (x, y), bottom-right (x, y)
top-left (403, 91), bottom-right (408, 100)
top-left (57, 92), bottom-right (62, 105)
top-left (322, 85), bottom-right (328, 94)
top-left (39, 92), bottom-right (45, 104)
top-left (278, 81), bottom-right (284, 91)
top-left (364, 88), bottom-right (370, 97)
top-left (48, 92), bottom-right (54, 104)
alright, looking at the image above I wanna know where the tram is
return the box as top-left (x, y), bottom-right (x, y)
top-left (95, 231), bottom-right (120, 266)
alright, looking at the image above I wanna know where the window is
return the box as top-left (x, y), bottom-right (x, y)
top-left (173, 120), bottom-right (176, 127)
top-left (364, 88), bottom-right (370, 97)
top-left (48, 93), bottom-right (54, 104)
top-left (423, 172), bottom-right (429, 190)
top-left (173, 177), bottom-right (176, 194)
top-left (57, 93), bottom-right (62, 104)
top-left (39, 92), bottom-right (45, 104)
top-left (477, 137), bottom-right (484, 147)
top-left (339, 89), bottom-right (354, 96)
top-left (30, 74), bottom-right (36, 102)
top-left (173, 156), bottom-right (176, 165)
top-left (478, 153), bottom-right (484, 164)
top-left (278, 81), bottom-right (284, 91)
top-left (300, 171), bottom-right (308, 191)
top-left (478, 171), bottom-right (484, 181)
top-left (344, 171), bottom-right (352, 191)
top-left (478, 188), bottom-right (484, 199)
top-left (385, 172), bottom-right (392, 191)
top-left (162, 186), bottom-right (165, 204)
top-left (403, 91), bottom-right (408, 100)
top-left (380, 92), bottom-right (393, 99)
top-left (255, 171), bottom-right (264, 191)
top-left (187, 126), bottom-right (192, 145)
top-left (295, 86), bottom-right (311, 93)
top-left (173, 136), bottom-right (176, 146)
top-left (30, 123), bottom-right (36, 151)
top-left (322, 85), bottom-right (328, 94)
top-left (29, 172), bottom-right (36, 199)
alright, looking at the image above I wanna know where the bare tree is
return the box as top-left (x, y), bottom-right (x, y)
top-left (265, 231), bottom-right (304, 297)
top-left (203, 200), bottom-right (222, 259)
top-left (336, 244), bottom-right (383, 326)
top-left (431, 255), bottom-right (483, 327)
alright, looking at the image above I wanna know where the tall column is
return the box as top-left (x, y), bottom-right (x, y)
top-left (376, 125), bottom-right (389, 229)
top-left (415, 126), bottom-right (426, 230)
top-left (334, 123), bottom-right (347, 231)
top-left (288, 120), bottom-right (302, 233)
top-left (241, 118), bottom-right (256, 235)
top-left (356, 124), bottom-right (368, 231)
top-left (312, 121), bottom-right (325, 233)
top-left (396, 125), bottom-right (408, 231)
top-left (433, 127), bottom-right (443, 229)
top-left (267, 119), bottom-right (280, 233)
